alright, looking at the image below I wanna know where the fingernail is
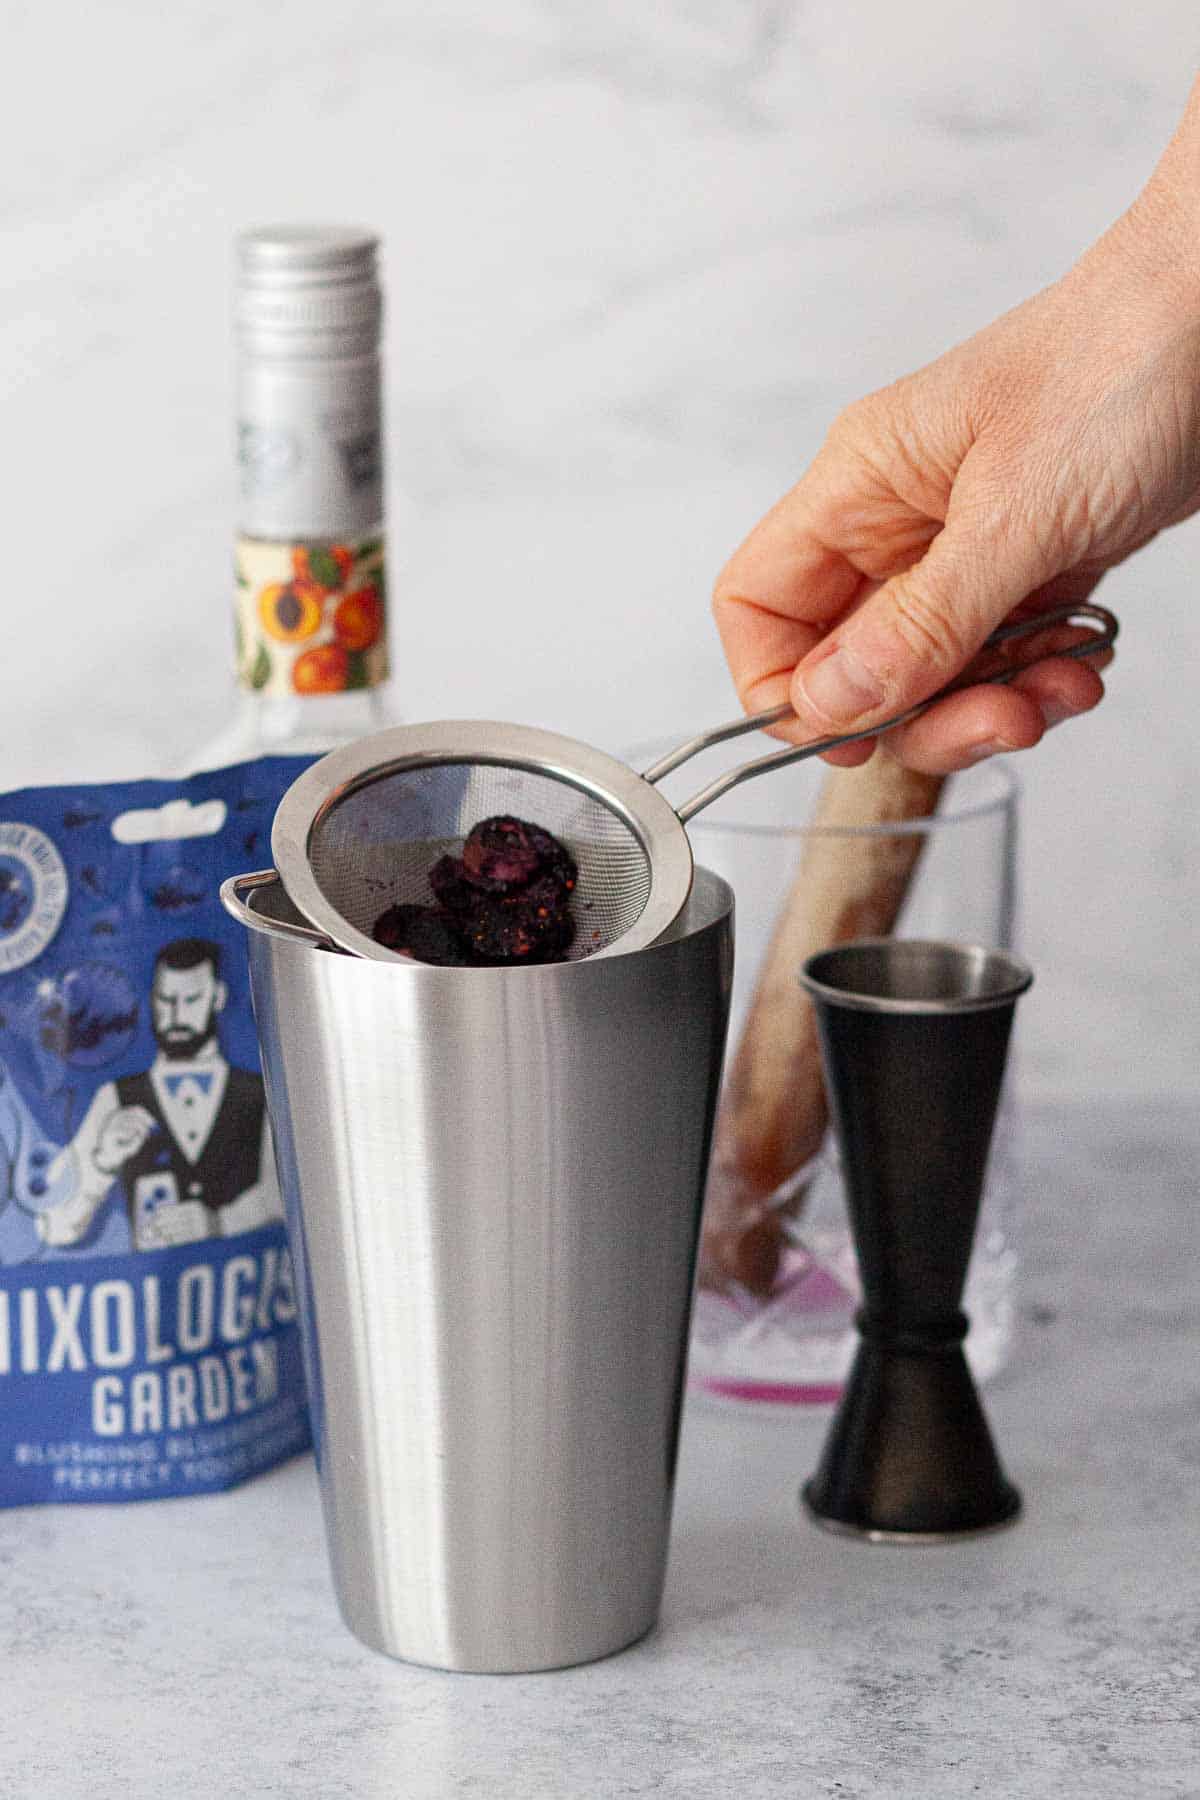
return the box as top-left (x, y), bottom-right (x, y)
top-left (1040, 699), bottom-right (1080, 730)
top-left (796, 645), bottom-right (884, 726)
top-left (962, 738), bottom-right (1014, 765)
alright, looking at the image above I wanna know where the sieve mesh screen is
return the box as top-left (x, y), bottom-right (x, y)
top-left (305, 758), bottom-right (653, 960)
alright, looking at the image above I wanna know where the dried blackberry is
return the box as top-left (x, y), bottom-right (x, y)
top-left (510, 869), bottom-right (576, 920)
top-left (371, 903), bottom-right (473, 966)
top-left (461, 816), bottom-right (577, 897)
top-left (373, 818), bottom-right (578, 968)
top-left (428, 854), bottom-right (477, 914)
top-left (460, 817), bottom-right (541, 891)
top-left (462, 903), bottom-right (575, 966)
top-left (512, 823), bottom-right (577, 899)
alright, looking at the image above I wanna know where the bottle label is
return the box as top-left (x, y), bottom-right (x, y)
top-left (235, 533), bottom-right (388, 696)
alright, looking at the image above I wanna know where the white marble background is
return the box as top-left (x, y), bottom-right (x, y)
top-left (0, 1), bottom-right (1196, 1097)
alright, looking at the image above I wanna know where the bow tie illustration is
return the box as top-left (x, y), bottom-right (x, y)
top-left (164, 1072), bottom-right (215, 1097)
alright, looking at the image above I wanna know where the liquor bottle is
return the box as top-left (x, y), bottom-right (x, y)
top-left (194, 224), bottom-right (391, 769)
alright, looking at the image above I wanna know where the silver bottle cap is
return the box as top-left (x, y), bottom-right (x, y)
top-left (236, 225), bottom-right (382, 359)
top-left (236, 225), bottom-right (384, 538)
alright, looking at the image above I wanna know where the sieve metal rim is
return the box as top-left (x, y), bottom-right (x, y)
top-left (270, 720), bottom-right (697, 963)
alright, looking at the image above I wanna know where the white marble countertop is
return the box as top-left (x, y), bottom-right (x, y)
top-left (1, 1098), bottom-right (1196, 1798)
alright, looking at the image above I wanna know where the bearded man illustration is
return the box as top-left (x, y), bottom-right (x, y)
top-left (38, 938), bottom-right (281, 1252)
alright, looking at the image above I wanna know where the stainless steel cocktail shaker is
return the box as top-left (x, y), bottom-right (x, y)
top-left (223, 867), bottom-right (733, 1671)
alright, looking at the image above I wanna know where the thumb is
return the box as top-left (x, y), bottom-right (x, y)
top-left (789, 515), bottom-right (1054, 736)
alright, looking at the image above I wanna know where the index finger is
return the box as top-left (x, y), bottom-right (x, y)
top-left (712, 489), bottom-right (875, 763)
top-left (712, 486), bottom-right (864, 709)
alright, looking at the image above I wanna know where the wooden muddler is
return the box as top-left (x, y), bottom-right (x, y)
top-left (698, 751), bottom-right (947, 1297)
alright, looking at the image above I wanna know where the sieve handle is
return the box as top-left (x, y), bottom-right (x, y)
top-left (219, 870), bottom-right (340, 951)
top-left (644, 602), bottom-right (1119, 825)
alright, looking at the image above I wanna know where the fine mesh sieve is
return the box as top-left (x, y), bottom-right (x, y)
top-left (272, 721), bottom-right (694, 963)
top-left (303, 744), bottom-right (659, 961)
top-left (271, 603), bottom-right (1119, 964)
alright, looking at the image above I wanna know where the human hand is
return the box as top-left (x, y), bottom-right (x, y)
top-left (94, 1105), bottom-right (157, 1175)
top-left (36, 1189), bottom-right (95, 1248)
top-left (713, 91), bottom-right (1200, 772)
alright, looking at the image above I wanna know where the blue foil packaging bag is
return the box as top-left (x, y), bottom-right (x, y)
top-left (0, 758), bottom-right (315, 1505)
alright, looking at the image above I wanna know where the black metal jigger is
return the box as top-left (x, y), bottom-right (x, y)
top-left (798, 938), bottom-right (1034, 1542)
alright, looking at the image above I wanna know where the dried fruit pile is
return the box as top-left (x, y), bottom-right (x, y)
top-left (372, 816), bottom-right (578, 967)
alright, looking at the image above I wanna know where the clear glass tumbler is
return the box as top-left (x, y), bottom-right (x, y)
top-left (640, 743), bottom-right (1021, 1409)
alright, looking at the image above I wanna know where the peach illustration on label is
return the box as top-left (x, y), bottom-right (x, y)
top-left (333, 586), bottom-right (383, 652)
top-left (237, 533), bottom-right (385, 697)
top-left (292, 643), bottom-right (350, 694)
top-left (258, 582), bottom-right (322, 644)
